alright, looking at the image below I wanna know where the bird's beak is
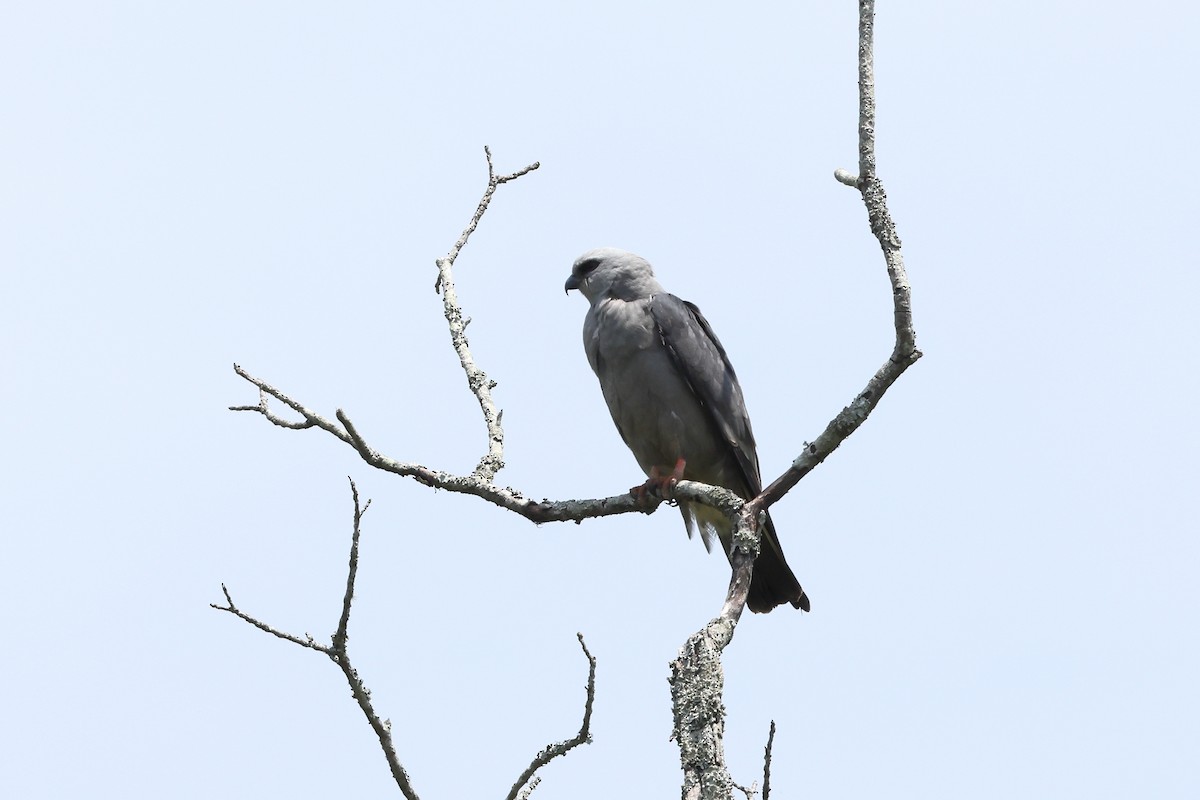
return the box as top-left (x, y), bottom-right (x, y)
top-left (564, 274), bottom-right (580, 294)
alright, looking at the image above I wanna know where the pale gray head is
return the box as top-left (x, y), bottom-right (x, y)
top-left (564, 247), bottom-right (664, 304)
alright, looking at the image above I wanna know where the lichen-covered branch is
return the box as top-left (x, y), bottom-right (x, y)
top-left (748, 0), bottom-right (920, 520)
top-left (233, 362), bottom-right (672, 520)
top-left (669, 4), bottom-right (918, 797)
top-left (670, 616), bottom-right (736, 800)
top-left (226, 149), bottom-right (765, 541)
top-left (211, 480), bottom-right (420, 800)
top-left (434, 147), bottom-right (539, 481)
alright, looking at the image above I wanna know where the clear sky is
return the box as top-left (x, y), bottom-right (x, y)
top-left (2, 2), bottom-right (1197, 798)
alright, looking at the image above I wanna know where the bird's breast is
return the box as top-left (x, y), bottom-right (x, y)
top-left (583, 299), bottom-right (723, 478)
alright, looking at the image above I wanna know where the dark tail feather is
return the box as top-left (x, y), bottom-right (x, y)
top-left (747, 513), bottom-right (809, 613)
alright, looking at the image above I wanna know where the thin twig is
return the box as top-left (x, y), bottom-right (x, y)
top-left (505, 633), bottom-right (597, 800)
top-left (230, 147), bottom-right (539, 485)
top-left (434, 146), bottom-right (540, 288)
top-left (435, 146), bottom-right (540, 482)
top-left (229, 364), bottom-right (353, 443)
top-left (733, 780), bottom-right (759, 800)
top-left (762, 720), bottom-right (776, 800)
top-left (210, 583), bottom-right (329, 652)
top-left (212, 480), bottom-right (420, 800)
top-left (332, 479), bottom-right (369, 651)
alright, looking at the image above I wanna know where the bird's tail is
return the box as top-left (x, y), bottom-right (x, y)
top-left (747, 513), bottom-right (809, 613)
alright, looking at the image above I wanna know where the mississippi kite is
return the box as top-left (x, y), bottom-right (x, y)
top-left (565, 248), bottom-right (809, 613)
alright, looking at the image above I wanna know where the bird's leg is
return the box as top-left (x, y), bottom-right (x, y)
top-left (630, 468), bottom-right (660, 508)
top-left (630, 458), bottom-right (687, 507)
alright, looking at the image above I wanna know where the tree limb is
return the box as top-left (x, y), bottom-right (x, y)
top-left (670, 616), bottom-right (736, 800)
top-left (749, 0), bottom-right (919, 524)
top-left (230, 148), bottom-right (677, 524)
top-left (669, 3), bottom-right (918, 796)
top-left (434, 146), bottom-right (539, 482)
top-left (210, 479), bottom-right (421, 799)
top-left (762, 719), bottom-right (776, 800)
top-left (231, 100), bottom-right (916, 601)
top-left (504, 633), bottom-right (597, 800)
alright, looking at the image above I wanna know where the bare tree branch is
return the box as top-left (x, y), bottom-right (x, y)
top-left (434, 146), bottom-right (539, 482)
top-left (733, 785), bottom-right (758, 800)
top-left (669, 4), bottom-right (917, 797)
top-left (229, 149), bottom-right (679, 524)
top-left (684, 0), bottom-right (922, 628)
top-left (214, 475), bottom-right (596, 797)
top-left (517, 777), bottom-right (541, 800)
top-left (762, 720), bottom-right (776, 800)
top-left (670, 616), bottom-right (736, 800)
top-left (747, 0), bottom-right (920, 524)
top-left (332, 480), bottom-right (369, 652)
top-left (211, 479), bottom-right (421, 800)
top-left (231, 361), bottom-right (665, 520)
top-left (505, 633), bottom-right (597, 800)
top-left (228, 4), bottom-right (917, 787)
top-left (231, 112), bottom-right (914, 589)
top-left (733, 780), bottom-right (759, 800)
top-left (210, 583), bottom-right (325, 651)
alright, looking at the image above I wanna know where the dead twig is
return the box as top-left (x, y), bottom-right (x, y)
top-left (211, 479), bottom-right (420, 800)
top-left (504, 633), bottom-right (598, 800)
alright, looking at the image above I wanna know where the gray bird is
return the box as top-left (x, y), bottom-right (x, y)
top-left (565, 248), bottom-right (809, 613)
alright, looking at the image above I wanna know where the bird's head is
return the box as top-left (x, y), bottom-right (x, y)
top-left (565, 248), bottom-right (663, 304)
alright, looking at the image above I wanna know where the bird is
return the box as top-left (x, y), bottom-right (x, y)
top-left (565, 247), bottom-right (809, 613)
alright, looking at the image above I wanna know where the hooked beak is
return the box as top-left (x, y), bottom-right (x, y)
top-left (564, 274), bottom-right (580, 294)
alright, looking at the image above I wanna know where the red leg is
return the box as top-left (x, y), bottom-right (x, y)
top-left (630, 458), bottom-right (687, 505)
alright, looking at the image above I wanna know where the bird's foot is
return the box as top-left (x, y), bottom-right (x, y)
top-left (630, 458), bottom-right (686, 508)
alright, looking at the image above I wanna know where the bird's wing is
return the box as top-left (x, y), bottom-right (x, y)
top-left (648, 292), bottom-right (763, 497)
top-left (650, 293), bottom-right (808, 612)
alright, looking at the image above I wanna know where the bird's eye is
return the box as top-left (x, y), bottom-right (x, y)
top-left (578, 258), bottom-right (600, 276)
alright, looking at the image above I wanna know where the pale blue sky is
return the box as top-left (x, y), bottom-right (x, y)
top-left (2, 2), bottom-right (1197, 797)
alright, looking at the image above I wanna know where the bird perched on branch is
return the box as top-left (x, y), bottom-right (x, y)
top-left (565, 247), bottom-right (808, 613)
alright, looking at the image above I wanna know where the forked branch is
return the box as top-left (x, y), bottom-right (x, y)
top-left (709, 0), bottom-right (920, 627)
top-left (211, 480), bottom-right (421, 799)
top-left (434, 146), bottom-right (539, 482)
top-left (213, 479), bottom-right (597, 797)
top-left (669, 4), bottom-right (918, 797)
